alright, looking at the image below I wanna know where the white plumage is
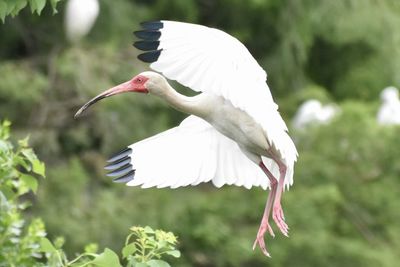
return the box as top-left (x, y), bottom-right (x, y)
top-left (65, 0), bottom-right (99, 42)
top-left (76, 21), bottom-right (298, 257)
top-left (125, 115), bottom-right (278, 190)
top-left (377, 86), bottom-right (400, 125)
top-left (149, 21), bottom-right (297, 185)
top-left (292, 99), bottom-right (339, 129)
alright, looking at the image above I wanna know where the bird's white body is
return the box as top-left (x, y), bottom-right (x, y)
top-left (205, 94), bottom-right (270, 157)
top-left (65, 0), bottom-right (99, 42)
top-left (293, 99), bottom-right (339, 129)
top-left (82, 21), bottom-right (298, 256)
top-left (377, 87), bottom-right (400, 125)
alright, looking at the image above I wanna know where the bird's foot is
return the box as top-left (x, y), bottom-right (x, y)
top-left (252, 222), bottom-right (274, 257)
top-left (272, 203), bottom-right (289, 237)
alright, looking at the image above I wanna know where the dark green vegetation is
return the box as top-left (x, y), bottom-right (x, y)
top-left (1, 0), bottom-right (400, 266)
top-left (0, 121), bottom-right (180, 267)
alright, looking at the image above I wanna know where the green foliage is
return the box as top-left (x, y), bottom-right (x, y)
top-left (0, 120), bottom-right (47, 266)
top-left (0, 0), bottom-right (60, 22)
top-left (38, 226), bottom-right (179, 267)
top-left (123, 226), bottom-right (180, 267)
top-left (0, 121), bottom-right (180, 267)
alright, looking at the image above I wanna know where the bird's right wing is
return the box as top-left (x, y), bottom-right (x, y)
top-left (105, 115), bottom-right (271, 190)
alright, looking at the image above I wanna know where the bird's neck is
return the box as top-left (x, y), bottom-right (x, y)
top-left (159, 84), bottom-right (205, 117)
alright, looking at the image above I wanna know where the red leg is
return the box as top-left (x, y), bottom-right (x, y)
top-left (269, 153), bottom-right (289, 237)
top-left (252, 161), bottom-right (278, 257)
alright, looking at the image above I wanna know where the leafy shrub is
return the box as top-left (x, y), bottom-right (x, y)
top-left (0, 120), bottom-right (180, 267)
top-left (0, 120), bottom-right (46, 266)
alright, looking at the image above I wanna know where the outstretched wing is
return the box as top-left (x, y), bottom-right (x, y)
top-left (134, 20), bottom-right (297, 166)
top-left (105, 116), bottom-right (273, 189)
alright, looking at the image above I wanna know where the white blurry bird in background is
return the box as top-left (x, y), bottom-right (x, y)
top-left (65, 0), bottom-right (99, 42)
top-left (377, 86), bottom-right (400, 125)
top-left (74, 21), bottom-right (298, 257)
top-left (292, 99), bottom-right (339, 130)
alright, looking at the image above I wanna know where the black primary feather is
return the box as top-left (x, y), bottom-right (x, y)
top-left (133, 41), bottom-right (160, 51)
top-left (107, 163), bottom-right (132, 177)
top-left (134, 30), bottom-right (161, 41)
top-left (113, 170), bottom-right (135, 183)
top-left (104, 157), bottom-right (131, 170)
top-left (138, 49), bottom-right (162, 63)
top-left (140, 21), bottom-right (163, 31)
top-left (107, 147), bottom-right (132, 163)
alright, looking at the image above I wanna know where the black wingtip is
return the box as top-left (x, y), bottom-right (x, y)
top-left (137, 49), bottom-right (162, 63)
top-left (108, 147), bottom-right (132, 163)
top-left (105, 157), bottom-right (130, 170)
top-left (105, 147), bottom-right (136, 184)
top-left (106, 163), bottom-right (132, 177)
top-left (133, 40), bottom-right (160, 51)
top-left (113, 170), bottom-right (135, 183)
top-left (140, 21), bottom-right (163, 30)
top-left (134, 30), bottom-right (161, 41)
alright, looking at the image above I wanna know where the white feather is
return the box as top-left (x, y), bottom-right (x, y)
top-left (126, 116), bottom-right (274, 190)
top-left (149, 21), bottom-right (297, 186)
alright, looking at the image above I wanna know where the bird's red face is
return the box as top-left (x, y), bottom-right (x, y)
top-left (130, 75), bottom-right (150, 93)
top-left (74, 74), bottom-right (149, 117)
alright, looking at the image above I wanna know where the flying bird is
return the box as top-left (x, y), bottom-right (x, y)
top-left (65, 0), bottom-right (99, 42)
top-left (75, 21), bottom-right (298, 257)
top-left (377, 86), bottom-right (400, 125)
top-left (292, 99), bottom-right (339, 130)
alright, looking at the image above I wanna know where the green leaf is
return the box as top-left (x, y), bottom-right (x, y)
top-left (147, 260), bottom-right (171, 267)
top-left (10, 0), bottom-right (27, 16)
top-left (0, 120), bottom-right (11, 139)
top-left (21, 148), bottom-right (37, 164)
top-left (165, 250), bottom-right (180, 258)
top-left (32, 159), bottom-right (45, 177)
top-left (122, 243), bottom-right (136, 258)
top-left (0, 185), bottom-right (16, 200)
top-left (0, 2), bottom-right (8, 23)
top-left (90, 248), bottom-right (121, 267)
top-left (144, 226), bottom-right (155, 234)
top-left (136, 263), bottom-right (150, 267)
top-left (18, 136), bottom-right (29, 147)
top-left (84, 243), bottom-right (99, 253)
top-left (29, 0), bottom-right (46, 15)
top-left (20, 173), bottom-right (38, 193)
top-left (40, 237), bottom-right (57, 253)
top-left (50, 0), bottom-right (60, 14)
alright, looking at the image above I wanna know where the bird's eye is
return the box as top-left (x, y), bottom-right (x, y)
top-left (137, 78), bottom-right (142, 83)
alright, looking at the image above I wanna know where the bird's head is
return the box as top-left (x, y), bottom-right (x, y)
top-left (74, 71), bottom-right (167, 118)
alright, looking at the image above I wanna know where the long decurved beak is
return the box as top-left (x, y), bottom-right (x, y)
top-left (74, 80), bottom-right (132, 118)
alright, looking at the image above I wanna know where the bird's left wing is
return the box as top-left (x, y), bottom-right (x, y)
top-left (133, 21), bottom-right (297, 165)
top-left (105, 115), bottom-right (271, 189)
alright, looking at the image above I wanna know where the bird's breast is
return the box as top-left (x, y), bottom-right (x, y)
top-left (202, 95), bottom-right (270, 155)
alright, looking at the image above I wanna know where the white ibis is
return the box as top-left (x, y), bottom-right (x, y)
top-left (75, 21), bottom-right (298, 257)
top-left (65, 0), bottom-right (99, 42)
top-left (377, 86), bottom-right (400, 125)
top-left (292, 99), bottom-right (339, 130)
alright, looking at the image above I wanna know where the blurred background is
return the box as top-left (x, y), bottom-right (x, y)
top-left (1, 0), bottom-right (400, 266)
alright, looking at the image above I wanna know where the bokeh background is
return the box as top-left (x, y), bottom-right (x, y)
top-left (1, 0), bottom-right (400, 266)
